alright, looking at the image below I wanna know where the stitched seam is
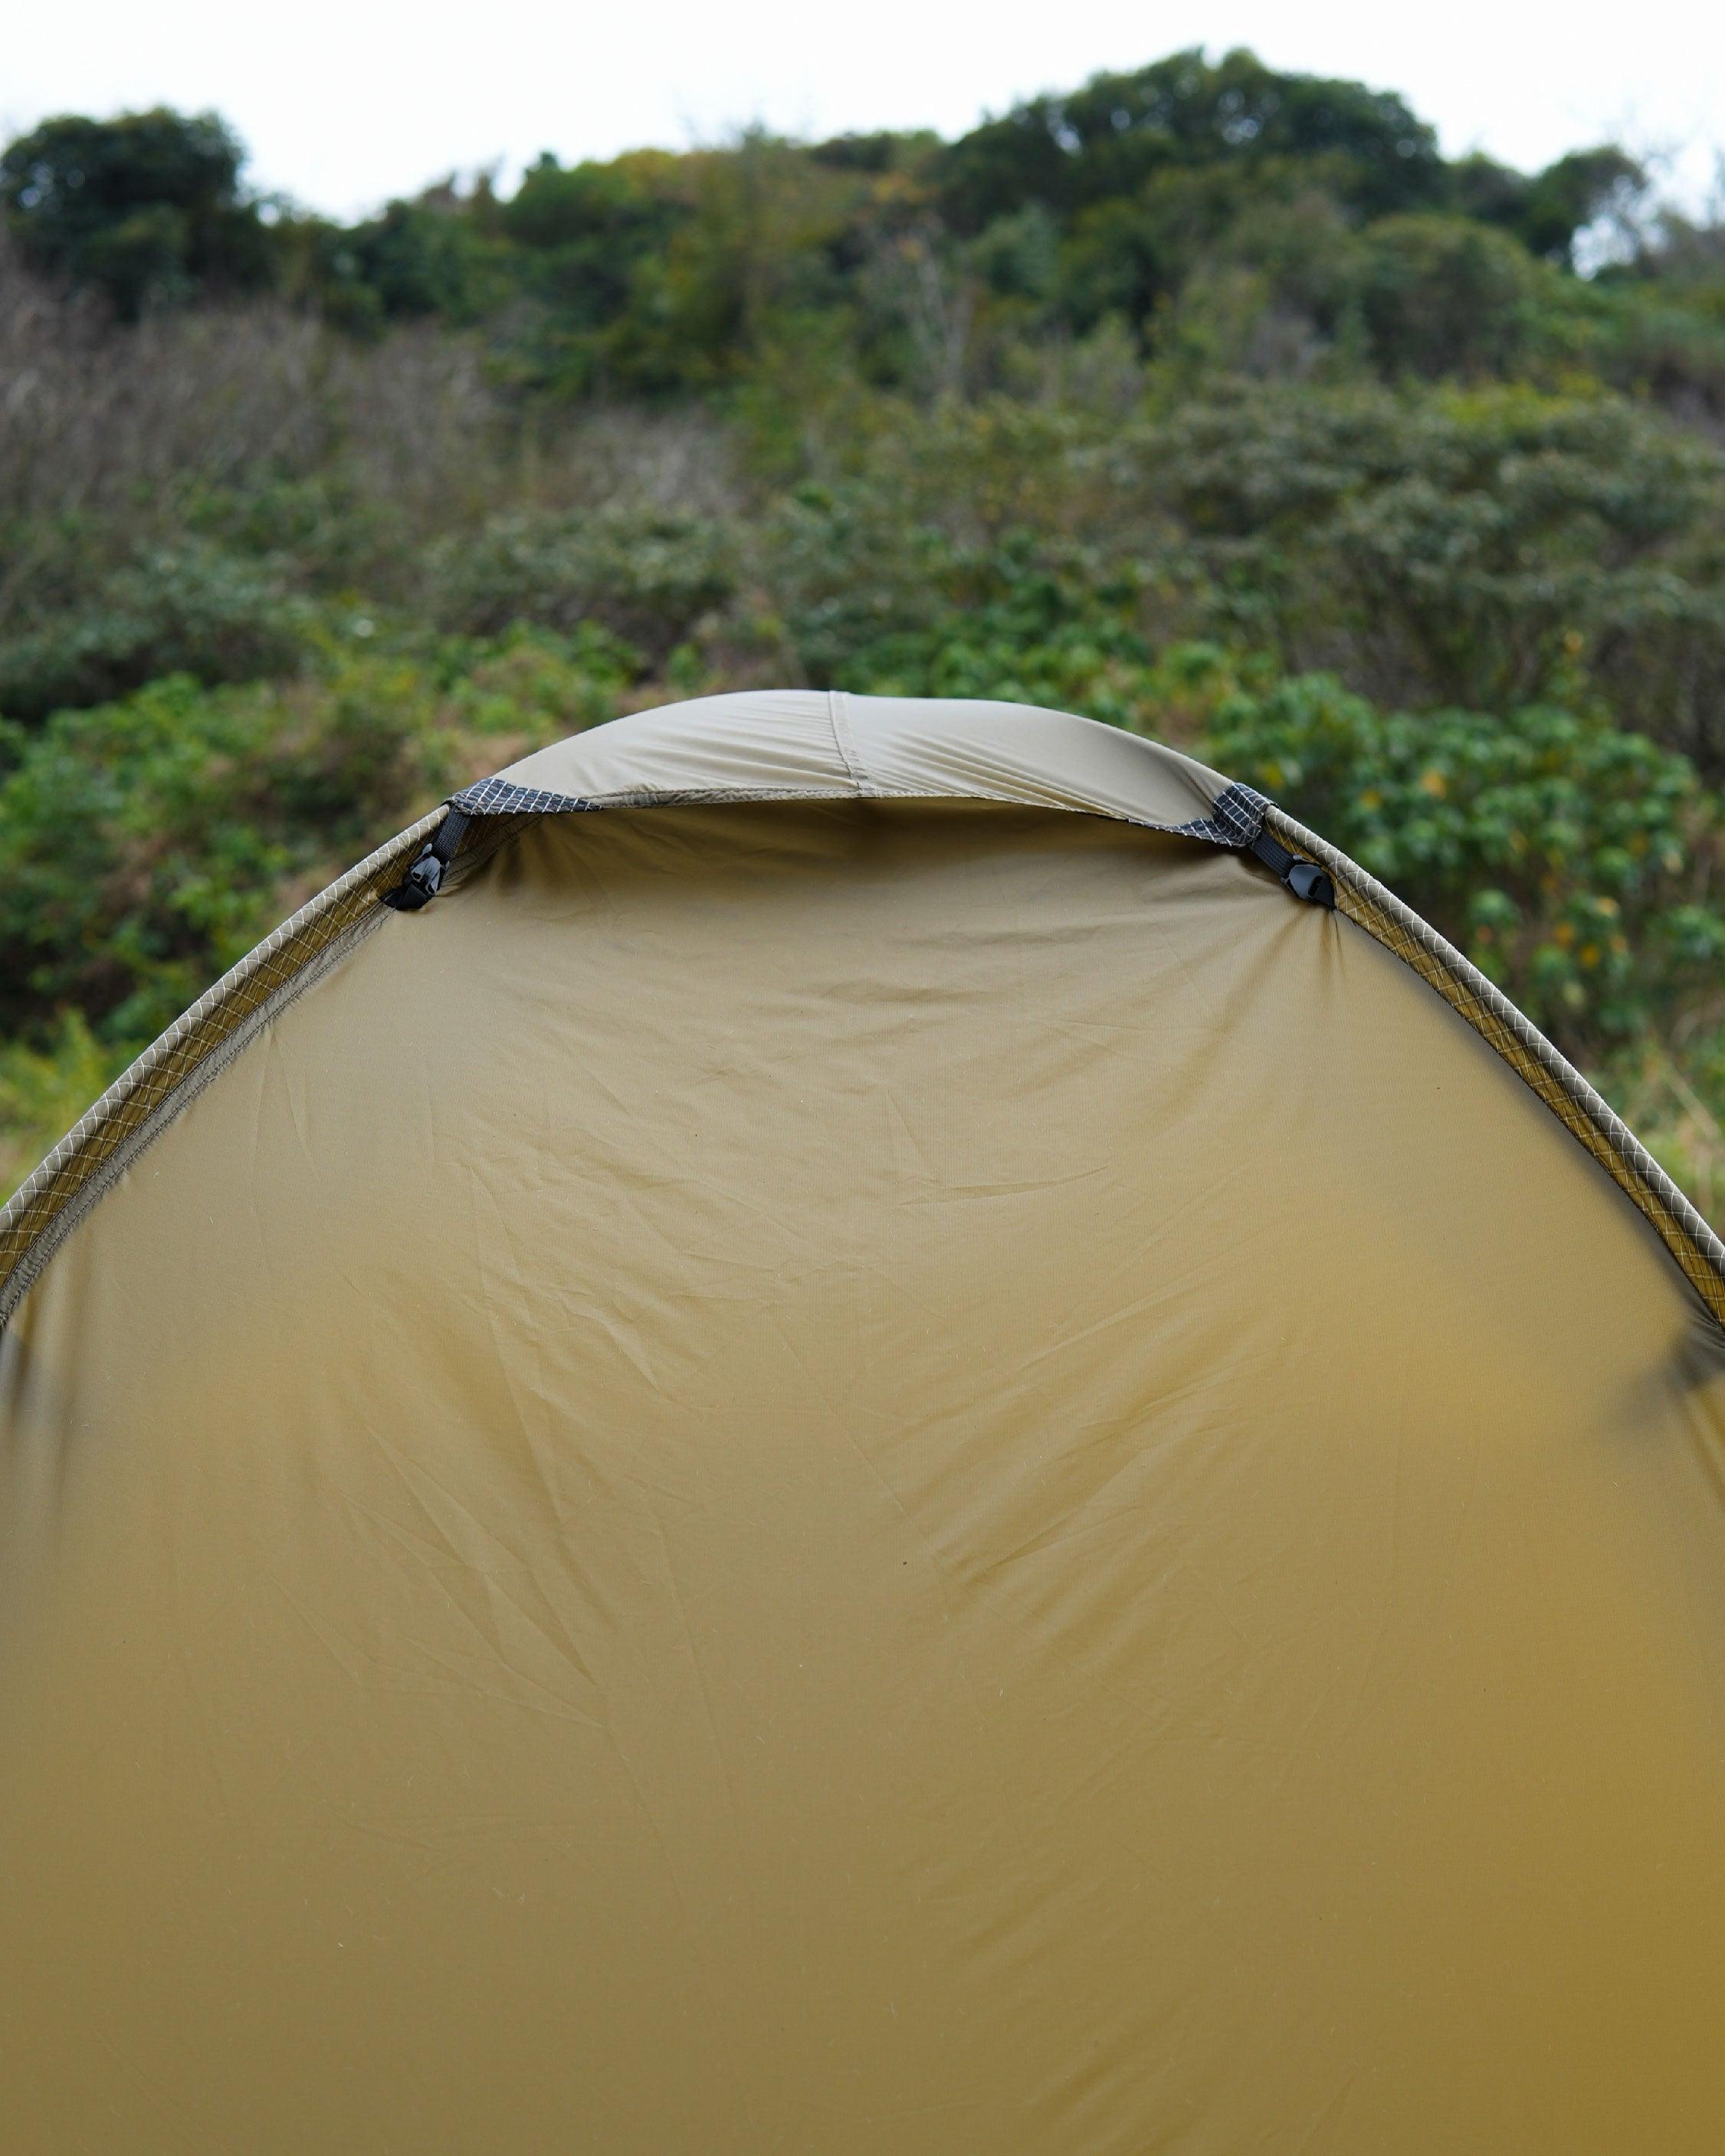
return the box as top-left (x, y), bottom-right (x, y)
top-left (825, 690), bottom-right (874, 797)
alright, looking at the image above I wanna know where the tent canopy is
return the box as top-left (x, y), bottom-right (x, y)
top-left (3, 691), bottom-right (1723, 2152)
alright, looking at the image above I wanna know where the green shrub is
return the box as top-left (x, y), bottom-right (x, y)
top-left (0, 631), bottom-right (630, 1046)
top-left (0, 543), bottom-right (312, 724)
top-left (1133, 384), bottom-right (1725, 766)
top-left (775, 514), bottom-right (1163, 723)
top-left (1601, 1025), bottom-right (1725, 1228)
top-left (762, 453), bottom-right (1169, 712)
top-left (0, 1011), bottom-right (126, 1201)
top-left (426, 507), bottom-right (736, 663)
top-left (1343, 214), bottom-right (1559, 379)
top-left (433, 623), bottom-right (641, 737)
top-left (1192, 658), bottom-right (1725, 1055)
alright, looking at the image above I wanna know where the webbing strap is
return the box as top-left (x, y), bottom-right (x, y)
top-left (1248, 826), bottom-right (1336, 909)
top-left (381, 809), bottom-right (472, 913)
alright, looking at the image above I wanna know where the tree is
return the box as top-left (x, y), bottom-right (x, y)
top-left (1451, 146), bottom-right (1645, 266)
top-left (0, 109), bottom-right (274, 317)
top-left (310, 185), bottom-right (504, 330)
top-left (936, 49), bottom-right (1445, 233)
top-left (1345, 214), bottom-right (1552, 379)
top-left (500, 151), bottom-right (689, 331)
top-left (1515, 148), bottom-right (1644, 264)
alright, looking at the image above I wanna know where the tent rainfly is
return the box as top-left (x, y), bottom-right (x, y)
top-left (2, 690), bottom-right (1724, 2153)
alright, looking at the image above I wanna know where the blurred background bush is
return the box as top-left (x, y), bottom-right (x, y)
top-left (2, 48), bottom-right (1724, 1218)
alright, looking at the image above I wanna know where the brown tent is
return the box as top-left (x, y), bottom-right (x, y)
top-left (4, 691), bottom-right (1724, 2151)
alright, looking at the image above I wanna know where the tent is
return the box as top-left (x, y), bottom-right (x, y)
top-left (2, 689), bottom-right (1723, 2151)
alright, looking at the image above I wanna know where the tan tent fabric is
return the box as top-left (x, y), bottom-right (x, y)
top-left (3, 692), bottom-right (1725, 2151)
top-left (451, 684), bottom-right (1242, 822)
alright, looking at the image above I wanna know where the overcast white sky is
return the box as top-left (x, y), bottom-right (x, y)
top-left (4, 0), bottom-right (1721, 218)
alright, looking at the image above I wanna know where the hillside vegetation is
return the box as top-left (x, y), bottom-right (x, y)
top-left (4, 51), bottom-right (1725, 1217)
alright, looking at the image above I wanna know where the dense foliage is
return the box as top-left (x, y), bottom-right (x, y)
top-left (2, 52), bottom-right (1724, 1216)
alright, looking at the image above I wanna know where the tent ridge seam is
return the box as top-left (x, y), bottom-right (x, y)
top-left (825, 690), bottom-right (881, 797)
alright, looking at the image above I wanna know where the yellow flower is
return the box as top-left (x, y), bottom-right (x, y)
top-left (1418, 769), bottom-right (1447, 799)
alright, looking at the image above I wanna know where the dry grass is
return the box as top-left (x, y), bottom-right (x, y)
top-left (0, 246), bottom-right (744, 622)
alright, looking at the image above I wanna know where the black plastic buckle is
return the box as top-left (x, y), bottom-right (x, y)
top-left (381, 848), bottom-right (445, 911)
top-left (1285, 858), bottom-right (1334, 907)
top-left (382, 808), bottom-right (471, 913)
top-left (1248, 827), bottom-right (1335, 910)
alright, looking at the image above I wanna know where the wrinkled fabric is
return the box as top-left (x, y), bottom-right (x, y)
top-left (455, 686), bottom-right (1239, 829)
top-left (2, 798), bottom-right (1724, 2153)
